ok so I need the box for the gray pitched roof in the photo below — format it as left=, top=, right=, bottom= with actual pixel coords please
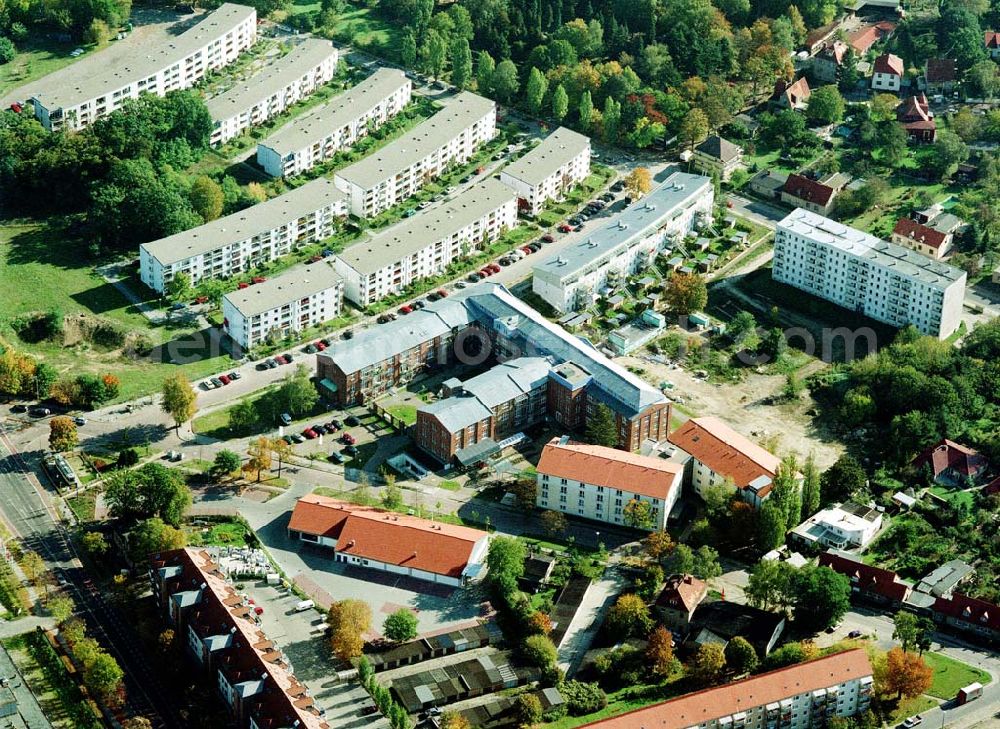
left=695, top=135, right=742, bottom=163
left=222, top=262, right=342, bottom=317
left=257, top=68, right=410, bottom=157
left=206, top=38, right=338, bottom=122
left=333, top=91, right=494, bottom=190
left=500, top=126, right=590, bottom=186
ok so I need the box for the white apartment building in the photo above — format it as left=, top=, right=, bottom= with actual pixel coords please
left=532, top=172, right=713, bottom=313
left=221, top=263, right=344, bottom=349
left=579, top=649, right=873, bottom=729
left=333, top=91, right=496, bottom=218
left=31, top=3, right=257, bottom=132
left=207, top=38, right=339, bottom=146
left=498, top=126, right=591, bottom=216
left=334, top=178, right=517, bottom=306
left=140, top=177, right=348, bottom=294
left=535, top=436, right=683, bottom=531
left=256, top=68, right=412, bottom=178
left=774, top=208, right=966, bottom=339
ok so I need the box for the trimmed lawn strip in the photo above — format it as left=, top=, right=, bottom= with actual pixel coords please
left=922, top=651, right=990, bottom=700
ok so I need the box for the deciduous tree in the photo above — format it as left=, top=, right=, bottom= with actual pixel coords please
left=522, top=634, right=558, bottom=667
left=623, top=498, right=655, bottom=530
left=624, top=167, right=653, bottom=198
left=211, top=450, right=241, bottom=480
left=328, top=599, right=372, bottom=660
left=161, top=374, right=197, bottom=433
left=245, top=437, right=272, bottom=483
left=643, top=530, right=674, bottom=562
left=383, top=608, right=418, bottom=642
left=883, top=647, right=932, bottom=699
left=189, top=175, right=223, bottom=222
left=551, top=83, right=569, bottom=122
left=665, top=272, right=708, bottom=315
left=48, top=416, right=78, bottom=452
left=606, top=593, right=653, bottom=637
left=692, top=642, right=727, bottom=685
left=540, top=509, right=568, bottom=537
left=725, top=635, right=759, bottom=674
left=678, top=108, right=709, bottom=151
left=646, top=625, right=675, bottom=677
left=525, top=67, right=548, bottom=115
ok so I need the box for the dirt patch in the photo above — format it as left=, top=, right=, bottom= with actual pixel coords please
left=617, top=354, right=845, bottom=469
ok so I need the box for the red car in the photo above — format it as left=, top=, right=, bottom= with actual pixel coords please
left=309, top=254, right=323, bottom=263
left=341, top=433, right=356, bottom=445
left=237, top=282, right=250, bottom=289
left=254, top=606, right=264, bottom=615
left=542, top=234, right=555, bottom=243
left=252, top=276, right=267, bottom=284
left=399, top=305, right=413, bottom=314
left=437, top=289, right=448, bottom=298
left=315, top=340, right=326, bottom=351
left=558, top=224, right=572, bottom=233
left=274, top=354, right=288, bottom=365
left=479, top=268, right=491, bottom=277
left=303, top=428, right=318, bottom=439
left=194, top=296, right=209, bottom=304
left=218, top=374, right=231, bottom=385
left=488, top=264, right=501, bottom=273
left=520, top=246, right=532, bottom=254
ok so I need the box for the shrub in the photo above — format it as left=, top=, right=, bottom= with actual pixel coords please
left=522, top=634, right=557, bottom=668
left=561, top=680, right=608, bottom=716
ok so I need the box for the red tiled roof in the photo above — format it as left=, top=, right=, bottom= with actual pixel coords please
left=986, top=31, right=1000, bottom=49
left=893, top=218, right=948, bottom=249
left=925, top=58, right=957, bottom=83
left=536, top=437, right=683, bottom=500
left=819, top=551, right=911, bottom=602
left=288, top=495, right=488, bottom=578
left=578, top=649, right=873, bottom=729
left=655, top=574, right=708, bottom=612
left=668, top=416, right=781, bottom=489
left=848, top=22, right=894, bottom=53
left=873, top=53, right=904, bottom=77
left=773, top=78, right=811, bottom=106
left=912, top=439, right=988, bottom=478
left=782, top=173, right=836, bottom=207
left=934, top=593, right=1000, bottom=633
left=818, top=40, right=848, bottom=64
left=898, top=94, right=931, bottom=122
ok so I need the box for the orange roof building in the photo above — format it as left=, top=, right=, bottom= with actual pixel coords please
left=578, top=649, right=873, bottom=728
left=150, top=548, right=330, bottom=729
left=288, top=494, right=490, bottom=586
left=535, top=436, right=684, bottom=531
left=655, top=574, right=708, bottom=631
left=668, top=416, right=792, bottom=508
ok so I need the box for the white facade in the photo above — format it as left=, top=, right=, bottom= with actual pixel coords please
left=532, top=173, right=713, bottom=313
left=207, top=38, right=339, bottom=146
left=32, top=4, right=257, bottom=132
left=140, top=178, right=348, bottom=293
left=256, top=68, right=412, bottom=178
left=704, top=676, right=872, bottom=729
left=774, top=208, right=966, bottom=339
left=333, top=92, right=496, bottom=218
left=871, top=70, right=901, bottom=91
left=221, top=264, right=344, bottom=349
left=535, top=472, right=680, bottom=531
left=334, top=179, right=517, bottom=306
left=498, top=127, right=591, bottom=216
left=791, top=505, right=883, bottom=549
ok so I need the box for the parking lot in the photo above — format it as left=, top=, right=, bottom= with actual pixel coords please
left=242, top=581, right=389, bottom=729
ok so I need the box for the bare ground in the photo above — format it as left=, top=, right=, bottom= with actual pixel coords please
left=617, top=353, right=845, bottom=469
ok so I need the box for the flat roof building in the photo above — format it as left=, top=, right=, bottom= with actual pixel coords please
left=139, top=177, right=348, bottom=294
left=32, top=3, right=257, bottom=132
left=774, top=208, right=966, bottom=339
left=535, top=436, right=684, bottom=531
left=499, top=127, right=591, bottom=216
left=256, top=68, right=412, bottom=178
left=221, top=262, right=343, bottom=349
left=578, top=649, right=873, bottom=729
left=287, top=494, right=490, bottom=586
left=790, top=501, right=883, bottom=549
left=207, top=37, right=339, bottom=146
left=532, top=172, right=713, bottom=313
left=334, top=178, right=517, bottom=305
left=333, top=91, right=497, bottom=217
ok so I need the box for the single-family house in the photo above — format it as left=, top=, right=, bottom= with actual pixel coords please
left=924, top=59, right=958, bottom=94
left=985, top=31, right=1000, bottom=59
left=790, top=502, right=883, bottom=550
left=654, top=574, right=708, bottom=633
left=871, top=53, right=904, bottom=92
left=780, top=172, right=847, bottom=215
left=891, top=217, right=954, bottom=259
left=813, top=41, right=849, bottom=83
left=912, top=439, right=988, bottom=485
left=772, top=78, right=811, bottom=110
left=897, top=94, right=936, bottom=142
left=688, top=601, right=786, bottom=657
left=692, top=135, right=744, bottom=182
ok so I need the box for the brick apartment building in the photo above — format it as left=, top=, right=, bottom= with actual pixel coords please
left=317, top=283, right=673, bottom=453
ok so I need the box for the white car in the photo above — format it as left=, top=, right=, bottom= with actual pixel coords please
left=69, top=48, right=84, bottom=57
left=901, top=716, right=923, bottom=728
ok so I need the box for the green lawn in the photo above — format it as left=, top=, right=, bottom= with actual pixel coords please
left=66, top=490, right=98, bottom=523
left=327, top=8, right=401, bottom=56
left=927, top=486, right=976, bottom=510
left=385, top=403, right=417, bottom=425
left=886, top=695, right=938, bottom=724
left=186, top=519, right=251, bottom=547
left=191, top=386, right=278, bottom=439
left=0, top=222, right=233, bottom=401
left=0, top=38, right=99, bottom=99
left=438, top=479, right=461, bottom=491
left=922, top=652, right=991, bottom=700
left=543, top=680, right=688, bottom=728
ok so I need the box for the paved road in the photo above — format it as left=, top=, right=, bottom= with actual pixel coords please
left=727, top=194, right=789, bottom=230
left=0, top=427, right=182, bottom=728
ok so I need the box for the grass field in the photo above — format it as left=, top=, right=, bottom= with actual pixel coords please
left=922, top=651, right=990, bottom=700
left=0, top=37, right=95, bottom=99
left=385, top=403, right=417, bottom=425
left=186, top=519, right=250, bottom=547
left=438, top=479, right=460, bottom=491
left=0, top=222, right=232, bottom=401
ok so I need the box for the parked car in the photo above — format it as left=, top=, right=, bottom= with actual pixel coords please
left=228, top=371, right=241, bottom=380
left=312, top=423, right=328, bottom=434
left=73, top=416, right=86, bottom=426
left=290, top=433, right=305, bottom=444
left=402, top=209, right=417, bottom=218
left=345, top=415, right=360, bottom=426
left=611, top=180, right=625, bottom=192
left=542, top=233, right=555, bottom=243
left=437, top=289, right=448, bottom=298
left=31, top=407, right=52, bottom=416
left=413, top=300, right=426, bottom=309
left=344, top=444, right=359, bottom=456
left=341, top=433, right=357, bottom=445
left=342, top=329, right=354, bottom=339
left=303, top=428, right=318, bottom=439
left=378, top=314, right=392, bottom=323
left=330, top=418, right=343, bottom=430
left=901, top=717, right=923, bottom=728
left=469, top=272, right=483, bottom=282
left=600, top=192, right=615, bottom=202
left=399, top=305, right=413, bottom=315
left=210, top=377, right=223, bottom=388
left=280, top=413, right=293, bottom=426
left=558, top=224, right=572, bottom=233
left=304, top=343, right=317, bottom=354
left=326, top=420, right=341, bottom=432
left=11, top=404, right=27, bottom=413
left=328, top=451, right=346, bottom=464
left=487, top=264, right=501, bottom=273
left=528, top=242, right=541, bottom=252
left=273, top=354, right=287, bottom=365
left=218, top=374, right=231, bottom=385
left=418, top=201, right=432, bottom=210
left=315, top=341, right=326, bottom=351
left=454, top=281, right=467, bottom=289
left=847, top=630, right=863, bottom=639
left=202, top=380, right=216, bottom=390
left=499, top=257, right=513, bottom=266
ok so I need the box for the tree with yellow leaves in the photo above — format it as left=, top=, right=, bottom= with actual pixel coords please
left=244, top=437, right=272, bottom=482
